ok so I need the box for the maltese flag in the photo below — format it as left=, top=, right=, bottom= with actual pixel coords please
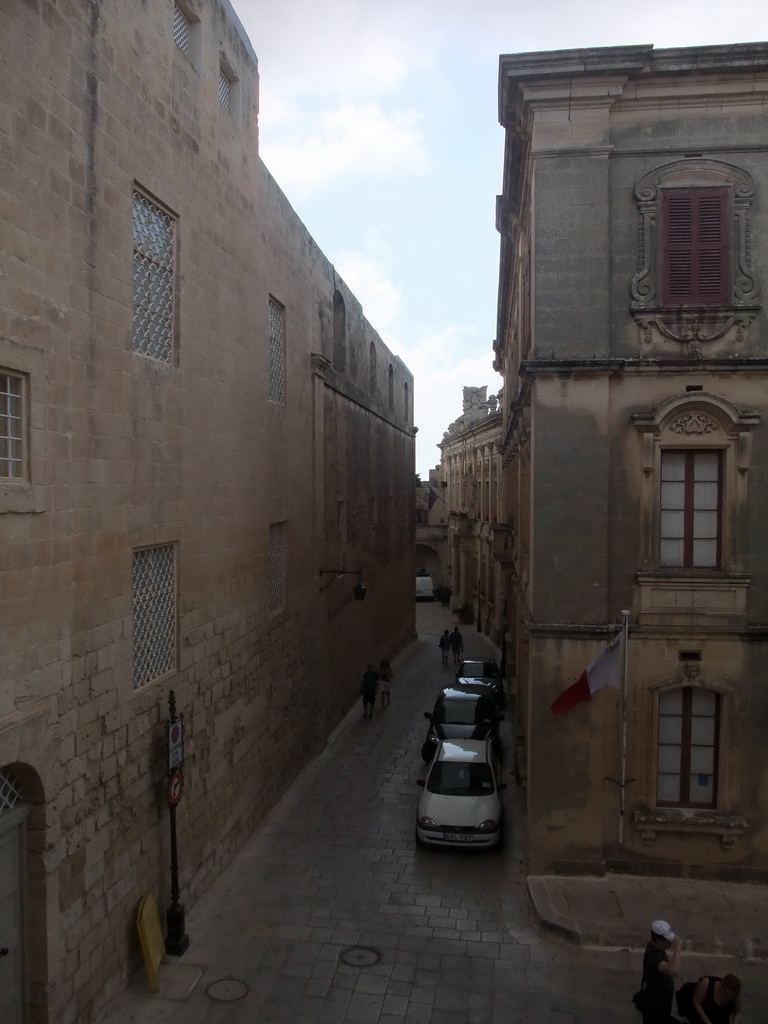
left=551, top=632, right=622, bottom=715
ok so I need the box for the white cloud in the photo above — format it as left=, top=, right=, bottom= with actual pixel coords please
left=335, top=247, right=402, bottom=333
left=260, top=102, right=427, bottom=192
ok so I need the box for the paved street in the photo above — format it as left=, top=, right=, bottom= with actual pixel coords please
left=97, top=603, right=767, bottom=1024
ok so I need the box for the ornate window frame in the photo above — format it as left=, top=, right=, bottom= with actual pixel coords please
left=633, top=671, right=746, bottom=847
left=633, top=392, right=759, bottom=576
left=630, top=159, right=759, bottom=356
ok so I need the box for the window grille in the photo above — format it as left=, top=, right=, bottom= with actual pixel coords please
left=0, top=373, right=23, bottom=478
left=219, top=70, right=231, bottom=111
left=0, top=769, right=23, bottom=815
left=268, top=524, right=286, bottom=614
left=173, top=4, right=190, bottom=54
left=132, top=190, right=175, bottom=363
left=268, top=298, right=285, bottom=403
left=132, top=545, right=176, bottom=686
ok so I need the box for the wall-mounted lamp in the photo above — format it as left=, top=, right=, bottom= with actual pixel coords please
left=319, top=569, right=367, bottom=601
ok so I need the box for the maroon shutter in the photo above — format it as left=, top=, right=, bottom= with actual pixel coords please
left=661, top=188, right=730, bottom=305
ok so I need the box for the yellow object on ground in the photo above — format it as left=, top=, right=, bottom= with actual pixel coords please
left=136, top=894, right=166, bottom=993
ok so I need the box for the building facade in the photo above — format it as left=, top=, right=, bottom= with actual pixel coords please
left=495, top=44, right=768, bottom=879
left=0, top=2, right=414, bottom=1022
left=438, top=388, right=510, bottom=640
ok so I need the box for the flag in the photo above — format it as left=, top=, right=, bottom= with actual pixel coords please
left=427, top=487, right=439, bottom=511
left=550, top=631, right=622, bottom=715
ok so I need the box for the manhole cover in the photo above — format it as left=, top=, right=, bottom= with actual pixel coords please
left=339, top=946, right=381, bottom=967
left=205, top=977, right=249, bottom=1002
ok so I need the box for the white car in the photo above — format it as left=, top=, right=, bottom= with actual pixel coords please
left=416, top=738, right=506, bottom=849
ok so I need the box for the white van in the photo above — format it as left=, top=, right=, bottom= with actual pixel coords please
left=415, top=575, right=435, bottom=601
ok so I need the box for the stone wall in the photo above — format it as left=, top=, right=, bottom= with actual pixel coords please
left=0, top=2, right=414, bottom=1022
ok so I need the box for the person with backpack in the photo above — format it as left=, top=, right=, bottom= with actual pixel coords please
left=635, top=919, right=684, bottom=1023
left=679, top=974, right=742, bottom=1024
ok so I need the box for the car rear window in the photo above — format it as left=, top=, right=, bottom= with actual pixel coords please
left=427, top=761, right=495, bottom=796
left=439, top=698, right=492, bottom=724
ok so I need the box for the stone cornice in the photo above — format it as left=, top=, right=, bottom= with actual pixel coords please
left=519, top=357, right=768, bottom=378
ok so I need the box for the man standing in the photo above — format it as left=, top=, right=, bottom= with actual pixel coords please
left=448, top=626, right=464, bottom=666
left=640, top=919, right=683, bottom=1023
left=360, top=664, right=379, bottom=719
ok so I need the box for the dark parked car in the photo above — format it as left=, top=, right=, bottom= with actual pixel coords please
left=421, top=683, right=504, bottom=762
left=455, top=658, right=504, bottom=706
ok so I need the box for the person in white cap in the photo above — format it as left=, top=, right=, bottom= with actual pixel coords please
left=637, top=920, right=684, bottom=1023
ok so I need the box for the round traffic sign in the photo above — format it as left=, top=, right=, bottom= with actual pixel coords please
left=166, top=771, right=184, bottom=805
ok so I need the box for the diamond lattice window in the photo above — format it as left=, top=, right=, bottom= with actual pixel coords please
left=132, top=190, right=175, bottom=363
left=0, top=769, right=23, bottom=815
left=268, top=524, right=286, bottom=614
left=268, top=298, right=285, bottom=403
left=173, top=3, right=190, bottom=55
left=219, top=69, right=231, bottom=111
left=0, top=373, right=23, bottom=478
left=133, top=545, right=177, bottom=687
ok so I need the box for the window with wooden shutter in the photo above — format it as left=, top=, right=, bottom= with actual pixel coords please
left=661, top=188, right=730, bottom=306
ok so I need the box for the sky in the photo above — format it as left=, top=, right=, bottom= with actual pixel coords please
left=231, top=0, right=768, bottom=477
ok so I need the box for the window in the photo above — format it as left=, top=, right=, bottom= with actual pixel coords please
left=661, top=188, right=729, bottom=306
left=660, top=450, right=721, bottom=568
left=132, top=190, right=176, bottom=363
left=132, top=545, right=177, bottom=686
left=657, top=687, right=720, bottom=808
left=268, top=297, right=285, bottom=404
left=268, top=524, right=285, bottom=614
left=369, top=341, right=377, bottom=394
left=172, top=3, right=191, bottom=55
left=0, top=373, right=23, bottom=479
left=630, top=159, right=758, bottom=352
left=332, top=291, right=346, bottom=371
left=218, top=68, right=231, bottom=111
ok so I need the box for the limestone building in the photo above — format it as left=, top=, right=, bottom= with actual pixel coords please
left=495, top=44, right=768, bottom=879
left=0, top=2, right=414, bottom=1022
left=438, top=388, right=509, bottom=639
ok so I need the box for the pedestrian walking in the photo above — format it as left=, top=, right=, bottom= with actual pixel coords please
left=634, top=919, right=683, bottom=1024
left=360, top=664, right=379, bottom=719
left=378, top=659, right=393, bottom=708
left=438, top=630, right=451, bottom=665
left=448, top=626, right=464, bottom=665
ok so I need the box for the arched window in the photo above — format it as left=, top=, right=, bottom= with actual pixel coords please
left=333, top=290, right=346, bottom=371
left=387, top=363, right=394, bottom=411
left=404, top=380, right=409, bottom=417
left=369, top=341, right=377, bottom=394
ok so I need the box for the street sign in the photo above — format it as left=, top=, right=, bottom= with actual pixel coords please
left=166, top=771, right=183, bottom=806
left=167, top=715, right=184, bottom=770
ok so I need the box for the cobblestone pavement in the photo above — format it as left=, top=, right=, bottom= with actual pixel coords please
left=96, top=603, right=768, bottom=1024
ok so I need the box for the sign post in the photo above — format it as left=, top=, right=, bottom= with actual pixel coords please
left=164, top=690, right=189, bottom=955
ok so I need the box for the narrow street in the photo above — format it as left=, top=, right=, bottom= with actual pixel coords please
left=97, top=602, right=764, bottom=1024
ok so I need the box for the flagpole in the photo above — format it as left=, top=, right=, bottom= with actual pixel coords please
left=618, top=609, right=631, bottom=846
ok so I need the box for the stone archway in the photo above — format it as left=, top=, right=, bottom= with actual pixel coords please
left=0, top=763, right=48, bottom=1024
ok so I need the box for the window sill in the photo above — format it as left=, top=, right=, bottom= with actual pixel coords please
left=636, top=571, right=750, bottom=626
left=0, top=481, right=44, bottom=514
left=633, top=808, right=747, bottom=849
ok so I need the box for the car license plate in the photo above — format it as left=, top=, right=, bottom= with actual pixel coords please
left=444, top=832, right=473, bottom=842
